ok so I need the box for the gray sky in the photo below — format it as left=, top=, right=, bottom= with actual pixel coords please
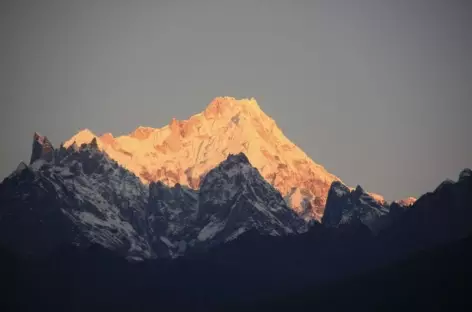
left=1, top=0, right=471, bottom=201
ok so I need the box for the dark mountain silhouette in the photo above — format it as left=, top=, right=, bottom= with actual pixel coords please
left=1, top=133, right=471, bottom=311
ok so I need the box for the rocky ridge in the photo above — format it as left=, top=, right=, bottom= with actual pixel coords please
left=322, top=181, right=391, bottom=232
left=0, top=133, right=307, bottom=259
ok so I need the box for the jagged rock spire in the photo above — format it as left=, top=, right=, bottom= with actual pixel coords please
left=90, top=138, right=99, bottom=149
left=30, top=132, right=55, bottom=164
left=322, top=181, right=389, bottom=232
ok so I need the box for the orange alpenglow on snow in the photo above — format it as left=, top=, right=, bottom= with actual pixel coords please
left=63, top=97, right=353, bottom=219
left=396, top=197, right=417, bottom=207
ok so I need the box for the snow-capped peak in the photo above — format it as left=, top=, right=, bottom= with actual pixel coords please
left=2, top=134, right=308, bottom=260
left=63, top=129, right=100, bottom=149
left=145, top=152, right=307, bottom=258
left=199, top=152, right=264, bottom=200
left=60, top=97, right=347, bottom=219
left=197, top=153, right=307, bottom=243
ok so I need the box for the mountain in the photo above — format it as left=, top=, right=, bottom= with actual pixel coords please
left=321, top=181, right=390, bottom=232
left=321, top=167, right=472, bottom=254
left=147, top=153, right=306, bottom=258
left=1, top=133, right=471, bottom=311
left=0, top=133, right=307, bottom=259
left=381, top=168, right=472, bottom=254
left=0, top=135, right=152, bottom=260
left=196, top=153, right=306, bottom=239
left=61, top=97, right=350, bottom=219
left=2, top=170, right=471, bottom=311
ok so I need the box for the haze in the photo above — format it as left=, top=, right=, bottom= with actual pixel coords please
left=1, top=0, right=471, bottom=201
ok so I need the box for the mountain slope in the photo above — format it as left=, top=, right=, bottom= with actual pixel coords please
left=1, top=128, right=471, bottom=311
left=147, top=153, right=307, bottom=258
left=62, top=97, right=345, bottom=219
left=196, top=153, right=306, bottom=241
left=0, top=134, right=152, bottom=259
left=381, top=168, right=472, bottom=254
left=0, top=133, right=307, bottom=259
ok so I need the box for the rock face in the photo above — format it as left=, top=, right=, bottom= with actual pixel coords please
left=196, top=153, right=306, bottom=242
left=322, top=182, right=390, bottom=232
left=322, top=168, right=472, bottom=246
left=62, top=97, right=344, bottom=219
left=30, top=132, right=55, bottom=164
left=146, top=152, right=307, bottom=258
left=1, top=140, right=152, bottom=259
left=147, top=181, right=200, bottom=258
left=321, top=182, right=353, bottom=227
left=0, top=134, right=307, bottom=259
left=2, top=168, right=472, bottom=312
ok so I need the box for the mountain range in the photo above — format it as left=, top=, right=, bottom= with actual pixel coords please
left=0, top=97, right=418, bottom=260
left=1, top=97, right=471, bottom=311
left=60, top=97, right=390, bottom=219
left=1, top=163, right=470, bottom=311
left=1, top=131, right=307, bottom=259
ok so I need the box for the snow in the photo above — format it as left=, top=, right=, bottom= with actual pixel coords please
left=58, top=96, right=342, bottom=218
left=160, top=236, right=175, bottom=248
left=9, top=125, right=312, bottom=259
left=197, top=220, right=226, bottom=241
left=225, top=227, right=248, bottom=242
left=73, top=210, right=151, bottom=257
left=55, top=166, right=73, bottom=177
left=252, top=201, right=279, bottom=220
left=334, top=187, right=348, bottom=197
left=358, top=197, right=373, bottom=207
left=30, top=159, right=46, bottom=171
left=78, top=211, right=122, bottom=230
left=340, top=210, right=354, bottom=225
left=15, top=162, right=28, bottom=174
